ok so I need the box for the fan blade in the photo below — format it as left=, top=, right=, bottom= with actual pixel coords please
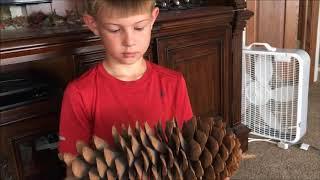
left=271, top=86, right=295, bottom=102
left=259, top=105, right=282, bottom=130
left=254, top=58, right=273, bottom=84
left=245, top=82, right=272, bottom=106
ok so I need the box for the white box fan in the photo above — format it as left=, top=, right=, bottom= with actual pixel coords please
left=241, top=43, right=310, bottom=144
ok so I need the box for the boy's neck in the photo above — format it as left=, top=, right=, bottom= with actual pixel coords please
left=102, top=58, right=147, bottom=81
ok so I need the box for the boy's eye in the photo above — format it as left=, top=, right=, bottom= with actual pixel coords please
left=107, top=29, right=120, bottom=33
left=134, top=27, right=145, bottom=31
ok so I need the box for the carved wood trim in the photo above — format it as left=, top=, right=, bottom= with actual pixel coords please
left=226, top=0, right=247, bottom=9
left=208, top=0, right=246, bottom=9
left=233, top=10, right=254, bottom=35
left=230, top=10, right=253, bottom=151
left=233, top=0, right=247, bottom=9
left=156, top=14, right=234, bottom=37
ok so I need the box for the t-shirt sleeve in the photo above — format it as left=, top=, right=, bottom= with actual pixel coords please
left=58, top=83, right=92, bottom=155
left=175, top=74, right=194, bottom=128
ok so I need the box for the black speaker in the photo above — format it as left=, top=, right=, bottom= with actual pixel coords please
left=0, top=72, right=51, bottom=111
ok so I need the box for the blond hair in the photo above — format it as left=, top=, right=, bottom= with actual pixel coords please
left=85, top=0, right=155, bottom=18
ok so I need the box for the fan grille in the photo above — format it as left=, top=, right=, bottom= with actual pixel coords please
left=241, top=52, right=300, bottom=142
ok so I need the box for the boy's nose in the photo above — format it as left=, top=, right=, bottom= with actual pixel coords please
left=122, top=31, right=135, bottom=47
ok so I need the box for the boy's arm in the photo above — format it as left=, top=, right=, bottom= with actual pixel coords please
left=175, top=74, right=193, bottom=127
left=58, top=83, right=92, bottom=156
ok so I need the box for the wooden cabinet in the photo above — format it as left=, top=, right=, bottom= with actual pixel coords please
left=0, top=4, right=252, bottom=179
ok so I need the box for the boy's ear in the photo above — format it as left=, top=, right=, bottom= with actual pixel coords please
left=150, top=7, right=159, bottom=26
left=83, top=14, right=100, bottom=36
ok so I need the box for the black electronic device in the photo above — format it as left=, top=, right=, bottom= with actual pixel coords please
left=155, top=0, right=207, bottom=9
left=0, top=73, right=51, bottom=111
left=0, top=0, right=51, bottom=5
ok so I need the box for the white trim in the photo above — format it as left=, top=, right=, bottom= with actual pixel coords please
left=314, top=4, right=320, bottom=82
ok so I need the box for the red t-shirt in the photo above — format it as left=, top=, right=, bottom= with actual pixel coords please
left=58, top=61, right=193, bottom=155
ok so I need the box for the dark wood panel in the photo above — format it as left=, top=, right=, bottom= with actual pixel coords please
left=173, top=44, right=221, bottom=116
left=72, top=45, right=106, bottom=76
left=156, top=28, right=230, bottom=121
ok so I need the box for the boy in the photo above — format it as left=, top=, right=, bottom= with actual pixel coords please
left=58, top=0, right=193, bottom=159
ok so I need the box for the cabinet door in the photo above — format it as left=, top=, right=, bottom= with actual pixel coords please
left=156, top=27, right=232, bottom=121
left=11, top=130, right=64, bottom=180
left=1, top=114, right=60, bottom=180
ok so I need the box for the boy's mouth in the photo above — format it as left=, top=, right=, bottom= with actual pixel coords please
left=122, top=52, right=138, bottom=58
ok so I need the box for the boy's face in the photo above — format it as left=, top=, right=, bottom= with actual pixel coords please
left=84, top=7, right=159, bottom=65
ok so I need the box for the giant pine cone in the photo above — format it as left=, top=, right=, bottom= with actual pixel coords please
left=63, top=116, right=242, bottom=180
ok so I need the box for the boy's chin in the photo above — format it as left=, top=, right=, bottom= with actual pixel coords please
left=115, top=57, right=145, bottom=65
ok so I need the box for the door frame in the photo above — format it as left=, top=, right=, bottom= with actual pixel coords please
left=299, top=0, right=319, bottom=82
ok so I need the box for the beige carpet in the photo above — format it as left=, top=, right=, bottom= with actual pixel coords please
left=232, top=81, right=320, bottom=180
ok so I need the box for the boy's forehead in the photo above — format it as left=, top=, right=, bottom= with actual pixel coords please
left=97, top=9, right=152, bottom=24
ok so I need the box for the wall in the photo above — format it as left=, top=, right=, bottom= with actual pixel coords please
left=246, top=0, right=299, bottom=48
left=4, top=0, right=80, bottom=18
left=26, top=0, right=79, bottom=16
